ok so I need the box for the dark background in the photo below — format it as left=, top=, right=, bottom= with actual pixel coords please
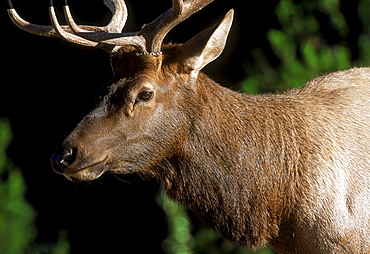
left=1, top=0, right=365, bottom=253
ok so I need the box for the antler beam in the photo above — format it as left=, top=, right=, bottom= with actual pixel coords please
left=7, top=0, right=215, bottom=54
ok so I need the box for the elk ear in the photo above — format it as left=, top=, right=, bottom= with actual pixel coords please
left=180, top=9, right=234, bottom=72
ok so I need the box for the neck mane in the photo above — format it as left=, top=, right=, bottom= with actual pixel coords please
left=159, top=74, right=313, bottom=249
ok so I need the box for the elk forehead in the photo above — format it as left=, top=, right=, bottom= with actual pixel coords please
left=110, top=46, right=165, bottom=78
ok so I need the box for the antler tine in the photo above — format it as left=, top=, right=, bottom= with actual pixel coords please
left=103, top=0, right=128, bottom=33
left=142, top=0, right=215, bottom=53
left=49, top=2, right=99, bottom=48
left=7, top=0, right=60, bottom=37
left=63, top=0, right=128, bottom=35
left=62, top=0, right=146, bottom=52
left=63, top=4, right=101, bottom=34
left=171, top=0, right=184, bottom=17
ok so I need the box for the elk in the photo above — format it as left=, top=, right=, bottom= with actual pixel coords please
left=8, top=0, right=370, bottom=253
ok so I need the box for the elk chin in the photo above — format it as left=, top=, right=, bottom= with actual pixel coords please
left=63, top=160, right=107, bottom=182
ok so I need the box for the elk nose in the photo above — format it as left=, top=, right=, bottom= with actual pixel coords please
left=51, top=148, right=76, bottom=174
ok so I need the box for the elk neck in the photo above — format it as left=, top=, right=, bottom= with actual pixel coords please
left=159, top=76, right=314, bottom=249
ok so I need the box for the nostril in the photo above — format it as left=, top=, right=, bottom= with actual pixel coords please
left=51, top=148, right=77, bottom=174
left=61, top=148, right=76, bottom=166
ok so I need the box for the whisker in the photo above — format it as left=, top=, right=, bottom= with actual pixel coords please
left=111, top=173, right=132, bottom=184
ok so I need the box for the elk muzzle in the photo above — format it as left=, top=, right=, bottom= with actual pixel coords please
left=51, top=147, right=108, bottom=182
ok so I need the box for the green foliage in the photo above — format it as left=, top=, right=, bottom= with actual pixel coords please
left=50, top=230, right=71, bottom=254
left=0, top=119, right=36, bottom=254
left=158, top=191, right=194, bottom=254
left=0, top=119, right=71, bottom=253
left=240, top=0, right=368, bottom=94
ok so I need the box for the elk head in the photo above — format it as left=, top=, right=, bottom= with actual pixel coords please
left=8, top=0, right=233, bottom=182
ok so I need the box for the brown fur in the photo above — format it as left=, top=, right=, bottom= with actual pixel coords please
left=52, top=45, right=370, bottom=253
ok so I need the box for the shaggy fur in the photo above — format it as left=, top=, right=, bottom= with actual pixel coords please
left=54, top=45, right=370, bottom=254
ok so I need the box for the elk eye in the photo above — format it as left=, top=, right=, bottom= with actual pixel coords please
left=136, top=91, right=154, bottom=103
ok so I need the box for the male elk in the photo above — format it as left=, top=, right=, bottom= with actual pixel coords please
left=8, top=0, right=370, bottom=253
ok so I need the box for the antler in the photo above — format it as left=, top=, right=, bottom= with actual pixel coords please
left=7, top=0, right=215, bottom=54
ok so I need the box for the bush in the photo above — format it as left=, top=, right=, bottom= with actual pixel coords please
left=0, top=119, right=36, bottom=254
left=240, top=0, right=370, bottom=94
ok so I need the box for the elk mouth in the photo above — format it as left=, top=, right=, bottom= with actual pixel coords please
left=63, top=158, right=108, bottom=182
